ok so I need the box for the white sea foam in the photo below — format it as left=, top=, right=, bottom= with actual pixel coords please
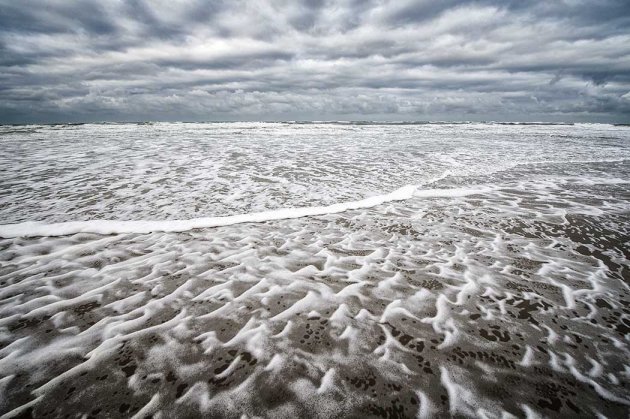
left=0, top=184, right=511, bottom=238
left=1, top=123, right=630, bottom=418
left=0, top=185, right=508, bottom=238
left=2, top=122, right=629, bottom=226
left=414, top=186, right=494, bottom=198
left=0, top=184, right=417, bottom=238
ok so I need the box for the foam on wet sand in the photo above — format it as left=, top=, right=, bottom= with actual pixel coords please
left=0, top=122, right=629, bottom=418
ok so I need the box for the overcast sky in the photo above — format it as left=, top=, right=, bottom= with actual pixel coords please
left=1, top=0, right=629, bottom=123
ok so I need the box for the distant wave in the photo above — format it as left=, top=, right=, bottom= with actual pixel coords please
left=281, top=121, right=579, bottom=126
left=8, top=121, right=629, bottom=128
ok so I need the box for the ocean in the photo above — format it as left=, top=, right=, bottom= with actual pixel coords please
left=1, top=122, right=629, bottom=417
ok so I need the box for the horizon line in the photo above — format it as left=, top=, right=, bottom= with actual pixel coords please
left=2, top=120, right=629, bottom=127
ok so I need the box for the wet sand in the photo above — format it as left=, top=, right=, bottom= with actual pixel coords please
left=1, top=170, right=629, bottom=418
left=1, top=123, right=629, bottom=418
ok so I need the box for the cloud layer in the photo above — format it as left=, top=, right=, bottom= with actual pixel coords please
left=1, top=0, right=629, bottom=122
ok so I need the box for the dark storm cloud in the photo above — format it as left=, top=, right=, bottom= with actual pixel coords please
left=0, top=0, right=629, bottom=123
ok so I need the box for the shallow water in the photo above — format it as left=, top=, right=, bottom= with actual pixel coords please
left=0, top=123, right=629, bottom=418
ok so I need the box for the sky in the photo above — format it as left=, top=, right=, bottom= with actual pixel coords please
left=1, top=0, right=629, bottom=123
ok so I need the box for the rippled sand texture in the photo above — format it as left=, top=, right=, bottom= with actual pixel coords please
left=1, top=123, right=630, bottom=418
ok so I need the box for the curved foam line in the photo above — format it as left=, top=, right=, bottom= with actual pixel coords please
left=0, top=185, right=420, bottom=238
left=0, top=184, right=500, bottom=239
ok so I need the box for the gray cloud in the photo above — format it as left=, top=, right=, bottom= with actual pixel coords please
left=1, top=0, right=629, bottom=123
